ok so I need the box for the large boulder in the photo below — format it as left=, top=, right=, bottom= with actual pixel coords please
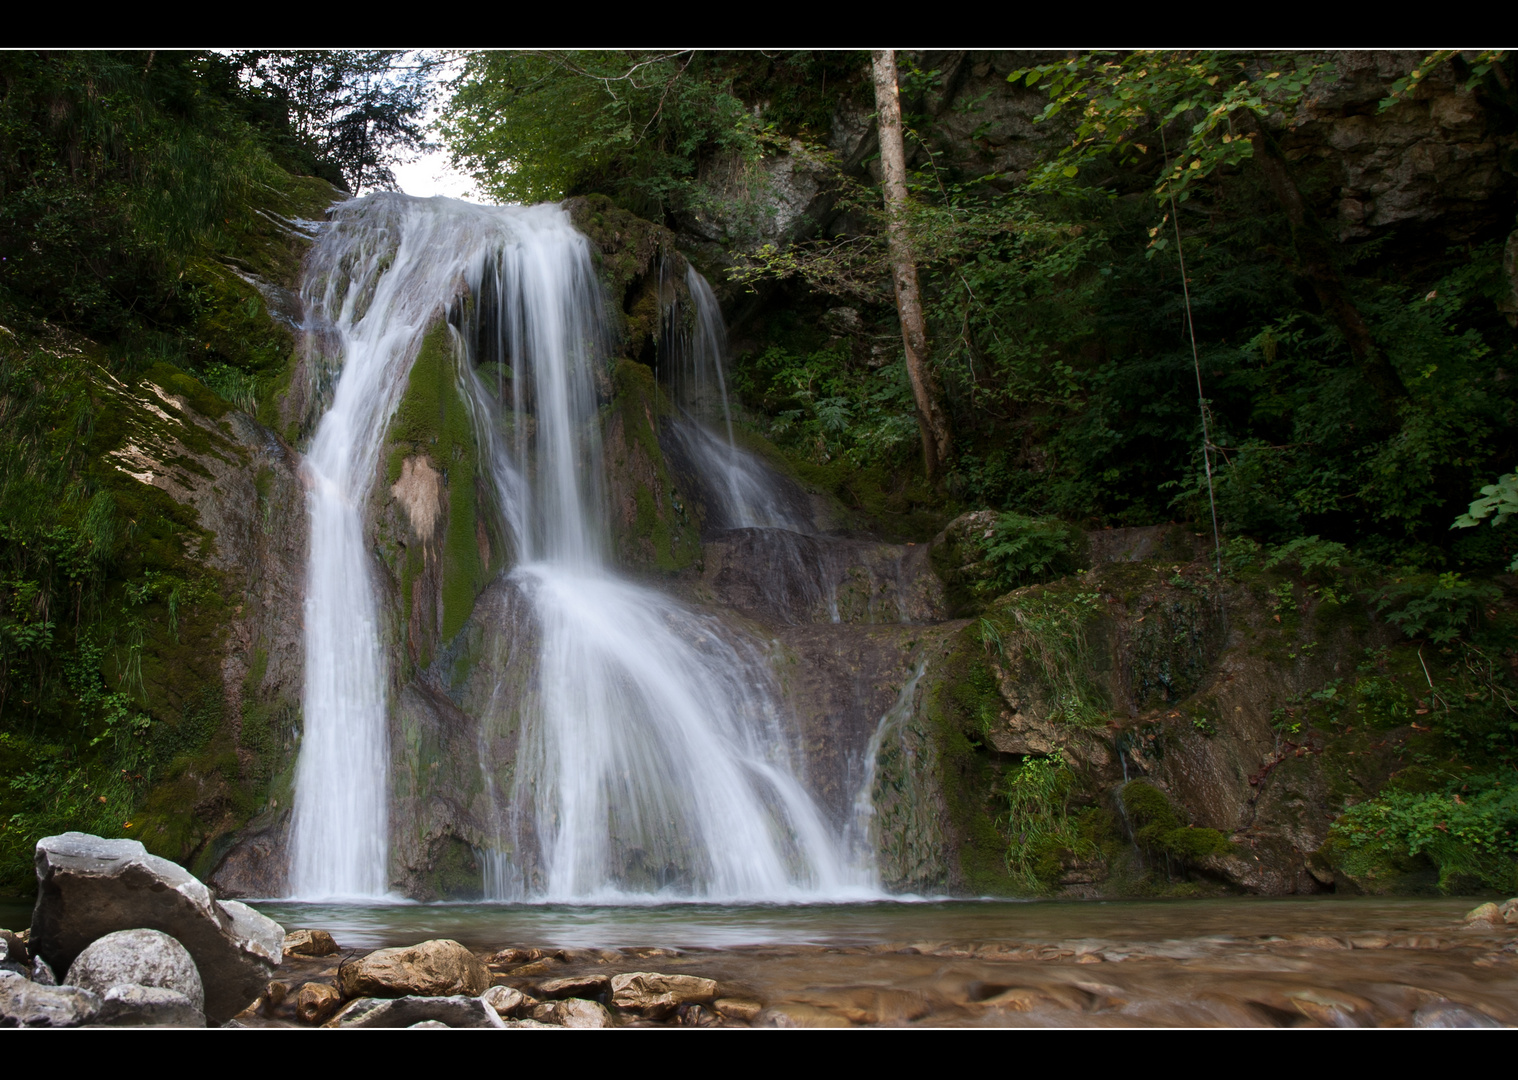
left=325, top=995, right=506, bottom=1029
left=29, top=832, right=284, bottom=1023
left=0, top=970, right=101, bottom=1028
left=610, top=972, right=718, bottom=1018
left=337, top=939, right=490, bottom=999
left=65, top=928, right=204, bottom=1011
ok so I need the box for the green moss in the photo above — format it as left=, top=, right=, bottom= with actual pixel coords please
left=919, top=633, right=1019, bottom=894
left=1121, top=780, right=1232, bottom=862
left=385, top=320, right=491, bottom=644
left=422, top=835, right=485, bottom=901
left=611, top=359, right=702, bottom=572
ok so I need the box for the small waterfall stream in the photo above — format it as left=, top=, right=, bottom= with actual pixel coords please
left=290, top=195, right=879, bottom=902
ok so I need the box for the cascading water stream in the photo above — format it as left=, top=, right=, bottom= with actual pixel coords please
left=291, top=194, right=876, bottom=902
left=664, top=267, right=811, bottom=533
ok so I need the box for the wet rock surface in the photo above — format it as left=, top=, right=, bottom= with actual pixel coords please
left=337, top=938, right=491, bottom=999
left=31, top=832, right=283, bottom=1023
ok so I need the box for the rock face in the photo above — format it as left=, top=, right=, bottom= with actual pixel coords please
left=64, top=928, right=205, bottom=1012
left=337, top=939, right=490, bottom=999
left=610, top=972, right=718, bottom=1018
left=30, top=832, right=283, bottom=1023
left=325, top=995, right=506, bottom=1029
left=0, top=971, right=101, bottom=1028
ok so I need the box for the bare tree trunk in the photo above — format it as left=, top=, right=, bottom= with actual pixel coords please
left=872, top=50, right=952, bottom=483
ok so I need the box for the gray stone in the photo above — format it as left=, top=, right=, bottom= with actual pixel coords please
left=0, top=970, right=101, bottom=1028
left=65, top=928, right=205, bottom=1011
left=408, top=1019, right=450, bottom=1028
left=1413, top=1001, right=1503, bottom=1028
left=0, top=931, right=26, bottom=978
left=30, top=832, right=283, bottom=1023
left=325, top=995, right=507, bottom=1029
left=97, top=984, right=207, bottom=1027
left=30, top=956, right=55, bottom=985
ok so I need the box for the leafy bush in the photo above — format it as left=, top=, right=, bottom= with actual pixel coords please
left=1453, top=473, right=1518, bottom=571
left=1003, top=750, right=1093, bottom=887
left=1372, top=572, right=1500, bottom=644
left=977, top=512, right=1082, bottom=596
left=1330, top=781, right=1518, bottom=893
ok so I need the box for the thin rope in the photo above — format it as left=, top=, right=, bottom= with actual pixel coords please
left=1161, top=126, right=1223, bottom=574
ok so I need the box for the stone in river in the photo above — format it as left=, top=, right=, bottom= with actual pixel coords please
left=1462, top=902, right=1504, bottom=928
left=282, top=928, right=340, bottom=957
left=338, top=939, right=491, bottom=999
left=536, top=973, right=609, bottom=1000
left=65, top=928, right=205, bottom=1012
left=610, top=971, right=718, bottom=1018
left=295, top=981, right=344, bottom=1024
left=481, top=984, right=538, bottom=1017
left=535, top=998, right=614, bottom=1028
left=713, top=997, right=763, bottom=1022
left=30, top=832, right=283, bottom=1023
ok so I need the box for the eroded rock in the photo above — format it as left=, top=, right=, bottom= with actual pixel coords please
left=1463, top=902, right=1504, bottom=928
left=0, top=970, right=101, bottom=1028
left=337, top=939, right=490, bottom=999
left=31, top=832, right=283, bottom=1023
left=295, top=981, right=344, bottom=1024
left=610, top=971, right=718, bottom=1018
left=283, top=928, right=340, bottom=957
left=536, top=973, right=609, bottom=1000
left=481, top=984, right=538, bottom=1017
left=535, top=997, right=614, bottom=1028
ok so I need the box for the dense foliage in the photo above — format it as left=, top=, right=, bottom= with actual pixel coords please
left=443, top=49, right=1518, bottom=892
left=0, top=50, right=418, bottom=892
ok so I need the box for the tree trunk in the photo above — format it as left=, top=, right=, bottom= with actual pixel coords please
left=1233, top=110, right=1408, bottom=412
left=871, top=50, right=952, bottom=483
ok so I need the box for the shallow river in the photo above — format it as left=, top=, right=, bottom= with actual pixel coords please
left=6, top=896, right=1514, bottom=1026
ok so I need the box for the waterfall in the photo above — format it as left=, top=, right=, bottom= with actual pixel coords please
left=663, top=267, right=812, bottom=532
left=290, top=194, right=871, bottom=901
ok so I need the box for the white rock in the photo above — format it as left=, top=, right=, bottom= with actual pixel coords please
left=65, top=928, right=204, bottom=1011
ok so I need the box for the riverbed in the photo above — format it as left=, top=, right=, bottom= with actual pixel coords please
left=6, top=895, right=1512, bottom=1026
